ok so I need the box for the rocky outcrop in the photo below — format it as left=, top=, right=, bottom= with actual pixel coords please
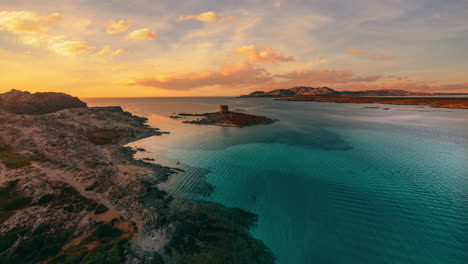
left=0, top=89, right=87, bottom=114
left=0, top=94, right=275, bottom=263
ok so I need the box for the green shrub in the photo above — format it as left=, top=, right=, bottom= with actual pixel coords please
left=82, top=223, right=122, bottom=245
left=83, top=242, right=122, bottom=264
left=50, top=246, right=88, bottom=264
left=0, top=227, right=27, bottom=252
left=0, top=196, right=32, bottom=211
left=87, top=129, right=126, bottom=145
left=0, top=152, right=31, bottom=169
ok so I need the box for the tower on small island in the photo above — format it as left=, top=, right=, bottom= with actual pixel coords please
left=219, top=105, right=229, bottom=113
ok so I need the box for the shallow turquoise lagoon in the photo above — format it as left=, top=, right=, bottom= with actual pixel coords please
left=86, top=97, right=468, bottom=264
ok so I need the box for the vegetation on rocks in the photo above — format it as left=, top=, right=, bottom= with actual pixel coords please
left=0, top=151, right=31, bottom=169
left=87, top=129, right=128, bottom=145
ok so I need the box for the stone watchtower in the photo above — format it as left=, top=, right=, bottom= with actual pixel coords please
left=219, top=105, right=229, bottom=114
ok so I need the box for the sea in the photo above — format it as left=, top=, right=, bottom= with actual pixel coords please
left=85, top=97, right=468, bottom=264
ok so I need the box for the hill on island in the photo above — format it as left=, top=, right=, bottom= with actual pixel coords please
left=0, top=89, right=87, bottom=114
left=240, top=86, right=440, bottom=97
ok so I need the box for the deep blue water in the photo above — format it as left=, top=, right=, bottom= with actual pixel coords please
left=85, top=97, right=468, bottom=264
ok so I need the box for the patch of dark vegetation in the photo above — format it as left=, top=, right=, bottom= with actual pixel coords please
left=49, top=245, right=88, bottom=264
left=4, top=225, right=71, bottom=263
left=51, top=186, right=97, bottom=212
left=82, top=223, right=122, bottom=245
left=34, top=194, right=56, bottom=205
left=85, top=184, right=97, bottom=191
left=0, top=227, right=27, bottom=253
left=0, top=180, right=32, bottom=214
left=0, top=196, right=32, bottom=211
left=87, top=129, right=129, bottom=145
left=94, top=204, right=109, bottom=214
left=83, top=241, right=123, bottom=264
left=0, top=151, right=31, bottom=169
left=164, top=200, right=275, bottom=264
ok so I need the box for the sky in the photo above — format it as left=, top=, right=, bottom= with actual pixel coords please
left=0, top=0, right=467, bottom=97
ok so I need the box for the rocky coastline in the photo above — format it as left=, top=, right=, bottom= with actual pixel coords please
left=0, top=90, right=274, bottom=263
left=276, top=96, right=468, bottom=109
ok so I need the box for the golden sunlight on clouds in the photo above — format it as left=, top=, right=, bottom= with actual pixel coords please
left=234, top=45, right=294, bottom=64
left=0, top=11, right=62, bottom=34
left=347, top=49, right=367, bottom=54
left=105, top=19, right=130, bottom=34
left=47, top=38, right=95, bottom=56
left=347, top=49, right=393, bottom=61
left=128, top=60, right=270, bottom=90
left=127, top=28, right=156, bottom=40
left=177, top=11, right=236, bottom=23
left=94, top=45, right=127, bottom=56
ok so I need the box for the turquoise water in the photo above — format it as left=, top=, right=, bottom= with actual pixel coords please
left=86, top=97, right=468, bottom=264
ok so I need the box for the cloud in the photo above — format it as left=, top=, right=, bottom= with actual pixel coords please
left=112, top=48, right=127, bottom=55
left=127, top=28, right=156, bottom=40
left=347, top=49, right=367, bottom=55
left=347, top=48, right=394, bottom=61
left=106, top=19, right=130, bottom=34
left=177, top=12, right=236, bottom=23
left=274, top=69, right=383, bottom=86
left=0, top=11, right=62, bottom=34
left=48, top=38, right=95, bottom=56
left=94, top=45, right=127, bottom=56
left=128, top=60, right=271, bottom=90
left=335, top=80, right=468, bottom=93
left=233, top=45, right=294, bottom=64
left=273, top=0, right=284, bottom=7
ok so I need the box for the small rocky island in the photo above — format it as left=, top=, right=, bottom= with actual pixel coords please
left=0, top=90, right=274, bottom=264
left=173, top=105, right=274, bottom=127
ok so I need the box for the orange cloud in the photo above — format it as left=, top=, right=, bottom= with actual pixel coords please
left=48, top=38, right=95, bottom=56
left=234, top=45, right=294, bottom=64
left=128, top=60, right=271, bottom=90
left=177, top=12, right=236, bottom=23
left=94, top=45, right=127, bottom=56
left=0, top=11, right=62, bottom=34
left=112, top=48, right=127, bottom=55
left=347, top=49, right=394, bottom=61
left=336, top=80, right=468, bottom=93
left=347, top=49, right=367, bottom=55
left=275, top=69, right=383, bottom=85
left=127, top=28, right=156, bottom=40
left=106, top=19, right=130, bottom=34
left=273, top=0, right=284, bottom=7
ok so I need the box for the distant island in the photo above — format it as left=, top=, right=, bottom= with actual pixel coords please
left=240, top=86, right=468, bottom=109
left=0, top=90, right=274, bottom=264
left=172, top=105, right=274, bottom=127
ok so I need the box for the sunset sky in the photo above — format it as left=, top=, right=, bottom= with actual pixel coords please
left=0, top=0, right=467, bottom=97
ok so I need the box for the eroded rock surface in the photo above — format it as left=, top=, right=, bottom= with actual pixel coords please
left=0, top=101, right=274, bottom=263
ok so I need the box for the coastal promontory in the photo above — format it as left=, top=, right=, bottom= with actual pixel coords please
left=0, top=90, right=274, bottom=263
